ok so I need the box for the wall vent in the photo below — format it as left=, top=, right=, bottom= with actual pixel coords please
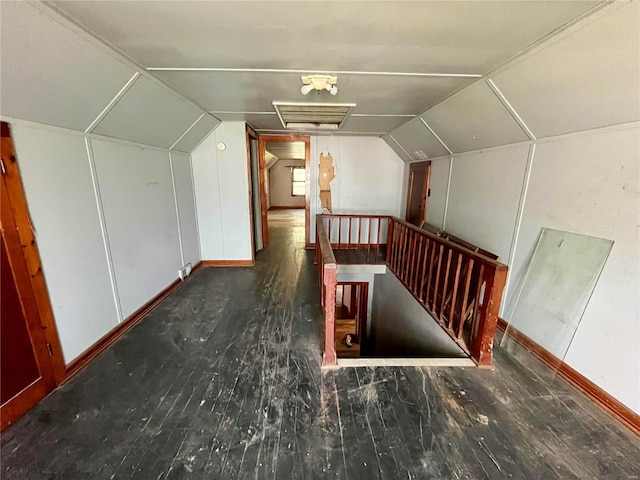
left=273, top=102, right=356, bottom=130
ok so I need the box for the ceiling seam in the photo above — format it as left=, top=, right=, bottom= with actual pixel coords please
left=419, top=118, right=452, bottom=155
left=146, top=67, right=482, bottom=78
left=388, top=134, right=413, bottom=161
left=85, top=72, right=140, bottom=133
left=485, top=80, right=536, bottom=140
left=170, top=113, right=205, bottom=150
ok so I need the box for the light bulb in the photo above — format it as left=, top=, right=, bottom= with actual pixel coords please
left=300, top=84, right=314, bottom=95
left=329, top=85, right=338, bottom=96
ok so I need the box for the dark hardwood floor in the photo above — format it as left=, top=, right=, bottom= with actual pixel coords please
left=2, top=213, right=639, bottom=479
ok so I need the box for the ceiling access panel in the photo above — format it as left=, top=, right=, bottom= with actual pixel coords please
left=421, top=82, right=530, bottom=154
left=93, top=76, right=203, bottom=149
left=491, top=2, right=640, bottom=139
left=389, top=118, right=450, bottom=161
left=381, top=134, right=413, bottom=163
left=0, top=2, right=136, bottom=131
left=171, top=114, right=220, bottom=153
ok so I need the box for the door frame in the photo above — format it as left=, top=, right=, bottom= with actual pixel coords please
left=257, top=134, right=311, bottom=248
left=245, top=124, right=258, bottom=261
left=336, top=281, right=369, bottom=346
left=405, top=160, right=432, bottom=226
left=1, top=122, right=65, bottom=430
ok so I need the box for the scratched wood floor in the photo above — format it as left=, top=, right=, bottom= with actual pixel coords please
left=2, top=211, right=639, bottom=479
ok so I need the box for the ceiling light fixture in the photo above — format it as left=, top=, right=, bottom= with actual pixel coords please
left=300, top=74, right=338, bottom=96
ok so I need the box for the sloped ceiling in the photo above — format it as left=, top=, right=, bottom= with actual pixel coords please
left=47, top=0, right=602, bottom=137
left=387, top=1, right=639, bottom=161
left=0, top=2, right=219, bottom=151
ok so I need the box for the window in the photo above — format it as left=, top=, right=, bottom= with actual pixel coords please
left=292, top=167, right=305, bottom=196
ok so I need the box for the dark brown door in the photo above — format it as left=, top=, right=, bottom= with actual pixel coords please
left=405, top=161, right=431, bottom=227
left=1, top=122, right=64, bottom=431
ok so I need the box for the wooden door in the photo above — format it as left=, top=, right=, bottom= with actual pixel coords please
left=1, top=122, right=65, bottom=431
left=405, top=161, right=431, bottom=226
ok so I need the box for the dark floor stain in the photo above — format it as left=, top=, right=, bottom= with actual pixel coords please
left=1, top=214, right=639, bottom=479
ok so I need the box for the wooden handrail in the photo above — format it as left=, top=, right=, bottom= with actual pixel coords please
left=315, top=213, right=508, bottom=367
left=391, top=217, right=504, bottom=268
left=386, top=217, right=508, bottom=366
left=316, top=216, right=338, bottom=366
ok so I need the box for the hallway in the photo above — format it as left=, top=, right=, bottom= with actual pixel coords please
left=1, top=219, right=639, bottom=479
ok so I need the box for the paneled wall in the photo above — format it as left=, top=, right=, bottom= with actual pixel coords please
left=191, top=122, right=253, bottom=262
left=1, top=1, right=209, bottom=364
left=390, top=2, right=640, bottom=414
left=309, top=136, right=405, bottom=241
left=12, top=124, right=200, bottom=363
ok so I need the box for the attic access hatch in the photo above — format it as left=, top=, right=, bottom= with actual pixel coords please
left=273, top=102, right=356, bottom=130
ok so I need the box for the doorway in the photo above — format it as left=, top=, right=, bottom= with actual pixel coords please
left=246, top=126, right=263, bottom=255
left=257, top=135, right=311, bottom=248
left=405, top=161, right=431, bottom=227
left=1, top=122, right=65, bottom=430
left=335, top=282, right=369, bottom=358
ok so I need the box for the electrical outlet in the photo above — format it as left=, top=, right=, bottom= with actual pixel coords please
left=178, top=263, right=193, bottom=281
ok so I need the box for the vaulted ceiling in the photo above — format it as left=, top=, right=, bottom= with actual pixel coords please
left=48, top=1, right=603, bottom=136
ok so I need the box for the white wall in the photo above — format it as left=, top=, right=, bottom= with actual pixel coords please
left=392, top=2, right=640, bottom=414
left=508, top=127, right=639, bottom=412
left=91, top=139, right=183, bottom=318
left=12, top=126, right=120, bottom=362
left=310, top=136, right=404, bottom=242
left=191, top=121, right=253, bottom=261
left=171, top=151, right=200, bottom=267
left=445, top=144, right=529, bottom=263
left=10, top=123, right=199, bottom=363
left=268, top=159, right=305, bottom=208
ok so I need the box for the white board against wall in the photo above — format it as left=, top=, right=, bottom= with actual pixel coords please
left=12, top=125, right=119, bottom=363
left=507, top=126, right=640, bottom=413
left=425, top=158, right=450, bottom=229
left=170, top=151, right=200, bottom=267
left=91, top=139, right=182, bottom=318
left=445, top=144, right=529, bottom=262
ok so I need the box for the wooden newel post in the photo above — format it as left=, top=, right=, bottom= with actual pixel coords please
left=322, top=264, right=337, bottom=366
left=472, top=265, right=508, bottom=367
left=385, top=218, right=394, bottom=265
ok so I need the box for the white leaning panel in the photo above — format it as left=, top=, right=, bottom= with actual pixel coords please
left=172, top=114, right=220, bottom=153
left=93, top=76, right=203, bottom=149
left=389, top=118, right=450, bottom=160
left=91, top=138, right=182, bottom=318
left=508, top=127, right=640, bottom=412
left=171, top=151, right=200, bottom=266
left=0, top=2, right=135, bottom=131
left=425, top=158, right=450, bottom=230
left=422, top=82, right=529, bottom=153
left=446, top=144, right=529, bottom=262
left=492, top=2, right=640, bottom=139
left=12, top=125, right=119, bottom=363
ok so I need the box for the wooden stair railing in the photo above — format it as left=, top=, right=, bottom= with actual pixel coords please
left=316, top=214, right=508, bottom=367
left=315, top=216, right=337, bottom=366
left=386, top=218, right=508, bottom=367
